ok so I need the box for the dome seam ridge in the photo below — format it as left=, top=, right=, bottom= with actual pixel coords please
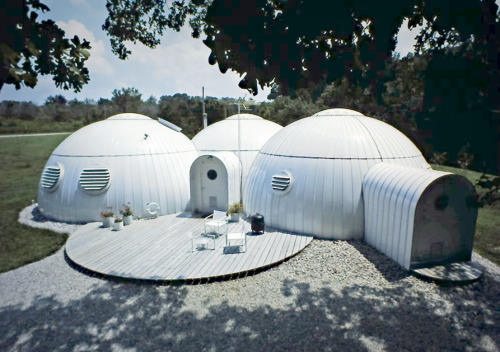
left=259, top=152, right=424, bottom=161
left=351, top=115, right=384, bottom=160
left=52, top=150, right=196, bottom=158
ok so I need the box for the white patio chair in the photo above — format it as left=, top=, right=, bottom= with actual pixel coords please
left=204, top=210, right=228, bottom=237
left=188, top=231, right=214, bottom=251
left=226, top=222, right=247, bottom=253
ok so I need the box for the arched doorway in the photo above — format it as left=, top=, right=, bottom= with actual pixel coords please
left=190, top=153, right=241, bottom=214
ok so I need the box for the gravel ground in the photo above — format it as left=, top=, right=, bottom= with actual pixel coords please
left=0, top=205, right=499, bottom=352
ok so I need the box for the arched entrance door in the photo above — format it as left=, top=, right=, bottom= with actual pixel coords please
left=190, top=155, right=229, bottom=214
left=412, top=176, right=477, bottom=267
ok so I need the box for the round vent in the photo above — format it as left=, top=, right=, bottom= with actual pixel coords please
left=271, top=171, right=293, bottom=194
left=80, top=168, right=111, bottom=193
left=40, top=165, right=62, bottom=191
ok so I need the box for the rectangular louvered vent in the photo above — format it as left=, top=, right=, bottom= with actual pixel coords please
left=41, top=167, right=60, bottom=190
left=80, top=168, right=110, bottom=191
left=272, top=173, right=291, bottom=191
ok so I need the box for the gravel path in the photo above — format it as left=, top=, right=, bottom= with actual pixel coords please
left=1, top=205, right=499, bottom=352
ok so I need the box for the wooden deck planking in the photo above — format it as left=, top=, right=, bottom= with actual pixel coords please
left=102, top=215, right=192, bottom=273
left=246, top=230, right=282, bottom=271
left=169, top=234, right=226, bottom=280
left=70, top=217, right=185, bottom=275
left=86, top=220, right=171, bottom=274
left=179, top=220, right=248, bottom=279
left=73, top=220, right=168, bottom=265
left=129, top=217, right=198, bottom=277
left=230, top=230, right=284, bottom=275
left=162, top=220, right=240, bottom=279
left=65, top=213, right=313, bottom=281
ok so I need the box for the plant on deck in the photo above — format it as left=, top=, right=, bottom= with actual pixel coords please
left=100, top=206, right=114, bottom=218
left=119, top=202, right=133, bottom=216
left=228, top=202, right=243, bottom=215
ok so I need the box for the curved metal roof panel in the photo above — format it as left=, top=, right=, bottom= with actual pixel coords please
left=192, top=113, right=282, bottom=152
left=244, top=108, right=430, bottom=240
left=38, top=113, right=198, bottom=223
left=53, top=113, right=196, bottom=157
left=363, top=163, right=454, bottom=268
left=259, top=109, right=426, bottom=162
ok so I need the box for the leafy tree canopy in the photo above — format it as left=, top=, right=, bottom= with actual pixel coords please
left=0, top=0, right=91, bottom=92
left=111, top=87, right=142, bottom=112
left=103, top=0, right=496, bottom=98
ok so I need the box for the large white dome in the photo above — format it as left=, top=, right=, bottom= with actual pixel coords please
left=38, top=113, right=198, bottom=223
left=192, top=113, right=282, bottom=187
left=244, top=108, right=430, bottom=240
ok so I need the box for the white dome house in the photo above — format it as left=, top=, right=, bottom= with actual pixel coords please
left=244, top=108, right=430, bottom=240
left=191, top=113, right=282, bottom=188
left=38, top=113, right=198, bottom=223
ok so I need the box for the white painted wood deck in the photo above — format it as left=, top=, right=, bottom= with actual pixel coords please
left=65, top=213, right=313, bottom=281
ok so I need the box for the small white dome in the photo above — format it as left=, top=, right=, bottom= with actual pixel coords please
left=261, top=108, right=426, bottom=161
left=244, top=108, right=430, bottom=240
left=53, top=113, right=193, bottom=157
left=192, top=113, right=282, bottom=186
left=38, top=113, right=198, bottom=223
left=193, top=113, right=282, bottom=152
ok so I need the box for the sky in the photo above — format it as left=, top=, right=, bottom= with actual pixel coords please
left=0, top=0, right=420, bottom=105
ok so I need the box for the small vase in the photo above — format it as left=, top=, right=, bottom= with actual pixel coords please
left=103, top=217, right=114, bottom=228
left=230, top=213, right=240, bottom=222
left=123, top=215, right=133, bottom=226
left=114, top=221, right=124, bottom=231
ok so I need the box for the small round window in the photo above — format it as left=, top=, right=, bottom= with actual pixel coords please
left=207, top=169, right=217, bottom=180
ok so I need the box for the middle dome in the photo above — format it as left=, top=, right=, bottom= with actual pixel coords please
left=192, top=113, right=282, bottom=187
left=244, top=108, right=430, bottom=240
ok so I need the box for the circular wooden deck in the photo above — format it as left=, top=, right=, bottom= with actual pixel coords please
left=65, top=213, right=313, bottom=282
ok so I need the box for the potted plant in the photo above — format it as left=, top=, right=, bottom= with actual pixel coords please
left=120, top=202, right=134, bottom=225
left=227, top=202, right=243, bottom=222
left=100, top=207, right=114, bottom=228
left=113, top=216, right=124, bottom=231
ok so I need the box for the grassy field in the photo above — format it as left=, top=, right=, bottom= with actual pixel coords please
left=0, top=118, right=83, bottom=135
left=0, top=135, right=69, bottom=273
left=432, top=164, right=500, bottom=266
left=0, top=137, right=498, bottom=273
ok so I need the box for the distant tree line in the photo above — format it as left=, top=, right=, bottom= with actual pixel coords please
left=0, top=87, right=248, bottom=138
left=0, top=52, right=497, bottom=174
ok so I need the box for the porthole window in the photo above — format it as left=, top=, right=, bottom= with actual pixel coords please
left=40, top=164, right=63, bottom=192
left=435, top=195, right=449, bottom=210
left=80, top=168, right=111, bottom=194
left=272, top=170, right=293, bottom=195
left=207, top=169, right=217, bottom=180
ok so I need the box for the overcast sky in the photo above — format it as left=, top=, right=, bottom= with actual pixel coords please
left=0, top=0, right=420, bottom=104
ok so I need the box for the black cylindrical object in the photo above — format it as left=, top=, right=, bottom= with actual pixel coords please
left=251, top=213, right=265, bottom=234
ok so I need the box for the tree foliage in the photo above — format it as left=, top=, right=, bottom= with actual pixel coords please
left=111, top=87, right=143, bottom=113
left=0, top=0, right=91, bottom=92
left=102, top=0, right=497, bottom=100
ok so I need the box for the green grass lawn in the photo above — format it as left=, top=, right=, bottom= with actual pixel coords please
left=0, top=118, right=83, bottom=135
left=0, top=139, right=498, bottom=274
left=0, top=135, right=69, bottom=273
left=432, top=164, right=500, bottom=266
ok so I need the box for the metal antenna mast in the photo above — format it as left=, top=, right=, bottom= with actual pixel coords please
left=202, top=87, right=207, bottom=129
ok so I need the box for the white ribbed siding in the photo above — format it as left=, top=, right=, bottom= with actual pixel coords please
left=362, top=163, right=478, bottom=269
left=38, top=113, right=198, bottom=223
left=190, top=152, right=241, bottom=213
left=244, top=108, right=430, bottom=240
left=245, top=154, right=378, bottom=239
left=192, top=114, right=282, bottom=189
